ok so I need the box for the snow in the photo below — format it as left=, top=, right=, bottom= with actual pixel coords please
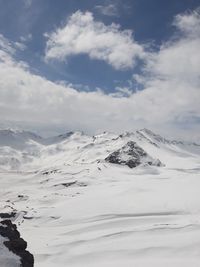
left=0, top=129, right=200, bottom=266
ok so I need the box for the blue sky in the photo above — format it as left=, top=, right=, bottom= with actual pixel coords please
left=0, top=0, right=199, bottom=92
left=0, top=0, right=200, bottom=139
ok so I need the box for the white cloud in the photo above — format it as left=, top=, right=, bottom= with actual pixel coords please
left=0, top=9, right=200, bottom=140
left=0, top=34, right=28, bottom=54
left=44, top=11, right=145, bottom=70
left=111, top=86, right=133, bottom=97
left=131, top=9, right=200, bottom=139
left=0, top=34, right=16, bottom=55
left=174, top=8, right=200, bottom=36
left=139, top=9, right=200, bottom=92
left=20, top=34, right=32, bottom=43
left=148, top=11, right=200, bottom=86
left=14, top=42, right=27, bottom=51
left=95, top=4, right=119, bottom=17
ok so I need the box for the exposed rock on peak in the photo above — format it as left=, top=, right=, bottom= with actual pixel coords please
left=105, top=141, right=162, bottom=168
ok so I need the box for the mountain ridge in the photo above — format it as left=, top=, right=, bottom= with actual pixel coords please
left=0, top=128, right=199, bottom=147
left=0, top=128, right=199, bottom=171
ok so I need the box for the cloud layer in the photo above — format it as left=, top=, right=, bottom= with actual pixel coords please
left=0, top=9, right=200, bottom=140
left=45, top=11, right=145, bottom=70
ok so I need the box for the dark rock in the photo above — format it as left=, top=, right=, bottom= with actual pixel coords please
left=105, top=141, right=162, bottom=168
left=62, top=181, right=77, bottom=187
left=77, top=182, right=87, bottom=187
left=19, top=250, right=34, bottom=267
left=0, top=212, right=16, bottom=219
left=126, top=159, right=140, bottom=168
left=0, top=221, right=20, bottom=240
left=4, top=238, right=27, bottom=251
left=54, top=181, right=87, bottom=188
left=23, top=216, right=34, bottom=220
left=1, top=219, right=17, bottom=229
left=0, top=220, right=34, bottom=267
left=42, top=169, right=59, bottom=175
left=54, top=181, right=77, bottom=187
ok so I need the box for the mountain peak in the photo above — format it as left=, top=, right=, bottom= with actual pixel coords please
left=105, top=141, right=162, bottom=168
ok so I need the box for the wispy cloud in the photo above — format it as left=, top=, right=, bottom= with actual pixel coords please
left=0, top=34, right=28, bottom=55
left=23, top=0, right=32, bottom=8
left=20, top=33, right=32, bottom=43
left=173, top=8, right=200, bottom=36
left=44, top=11, right=145, bottom=70
left=95, top=3, right=119, bottom=17
left=0, top=34, right=16, bottom=55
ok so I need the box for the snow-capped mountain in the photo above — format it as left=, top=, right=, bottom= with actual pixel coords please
left=0, top=129, right=42, bottom=149
left=0, top=128, right=199, bottom=171
left=105, top=141, right=163, bottom=168
left=0, top=129, right=200, bottom=267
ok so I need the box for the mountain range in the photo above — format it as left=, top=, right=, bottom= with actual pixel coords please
left=0, top=128, right=200, bottom=266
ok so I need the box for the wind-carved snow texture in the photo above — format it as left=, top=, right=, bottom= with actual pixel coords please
left=0, top=128, right=200, bottom=266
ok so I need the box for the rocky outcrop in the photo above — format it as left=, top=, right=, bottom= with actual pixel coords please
left=0, top=219, right=34, bottom=267
left=105, top=141, right=162, bottom=168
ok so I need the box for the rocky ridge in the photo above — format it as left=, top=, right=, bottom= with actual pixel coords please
left=105, top=141, right=162, bottom=168
left=0, top=215, right=34, bottom=267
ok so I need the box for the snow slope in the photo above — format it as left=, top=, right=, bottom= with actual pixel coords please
left=0, top=129, right=200, bottom=266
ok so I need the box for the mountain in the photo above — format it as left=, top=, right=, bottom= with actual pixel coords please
left=0, top=129, right=76, bottom=170
left=0, top=129, right=200, bottom=267
left=105, top=141, right=163, bottom=168
left=0, top=129, right=75, bottom=149
left=0, top=128, right=199, bottom=171
left=0, top=129, right=42, bottom=149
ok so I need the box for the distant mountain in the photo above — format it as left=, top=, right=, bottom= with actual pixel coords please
left=0, top=129, right=42, bottom=149
left=42, top=131, right=74, bottom=145
left=0, top=129, right=75, bottom=149
left=0, top=128, right=199, bottom=171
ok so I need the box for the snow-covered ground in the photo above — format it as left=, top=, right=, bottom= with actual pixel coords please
left=0, top=129, right=200, bottom=266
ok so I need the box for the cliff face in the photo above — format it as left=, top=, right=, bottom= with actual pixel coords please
left=0, top=219, right=34, bottom=267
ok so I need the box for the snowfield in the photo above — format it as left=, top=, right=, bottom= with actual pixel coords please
left=0, top=128, right=200, bottom=267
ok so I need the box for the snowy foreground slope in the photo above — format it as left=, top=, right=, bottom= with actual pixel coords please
left=0, top=128, right=200, bottom=267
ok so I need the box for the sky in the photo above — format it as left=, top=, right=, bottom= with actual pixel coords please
left=0, top=0, right=200, bottom=140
